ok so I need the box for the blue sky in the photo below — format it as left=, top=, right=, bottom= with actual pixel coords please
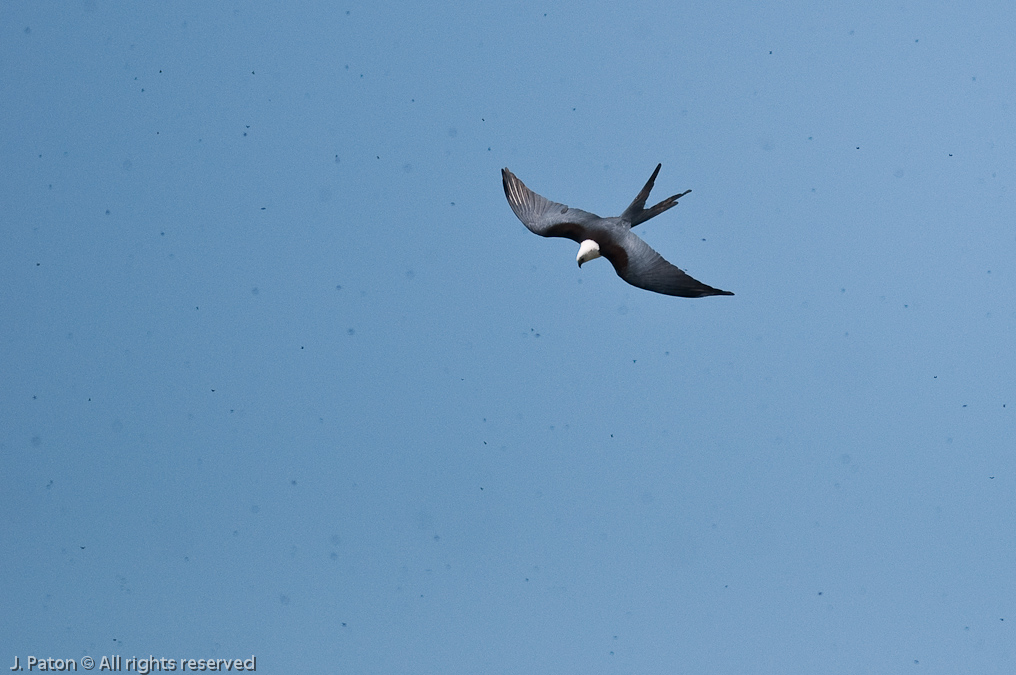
left=3, top=1, right=1015, bottom=672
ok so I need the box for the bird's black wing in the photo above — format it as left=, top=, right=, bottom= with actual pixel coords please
left=607, top=230, right=733, bottom=298
left=502, top=168, right=601, bottom=243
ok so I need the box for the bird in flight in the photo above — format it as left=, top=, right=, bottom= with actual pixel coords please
left=502, top=164, right=733, bottom=298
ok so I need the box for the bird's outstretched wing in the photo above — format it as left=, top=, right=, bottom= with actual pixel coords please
left=502, top=168, right=600, bottom=243
left=609, top=230, right=734, bottom=298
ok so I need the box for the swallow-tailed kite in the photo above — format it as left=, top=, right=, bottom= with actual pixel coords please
left=502, top=165, right=733, bottom=298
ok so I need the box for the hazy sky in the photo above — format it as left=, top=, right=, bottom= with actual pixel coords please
left=3, top=1, right=1015, bottom=672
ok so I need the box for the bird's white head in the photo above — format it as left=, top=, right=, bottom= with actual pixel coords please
left=577, top=239, right=601, bottom=267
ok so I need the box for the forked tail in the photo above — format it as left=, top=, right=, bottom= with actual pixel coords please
left=620, top=163, right=691, bottom=226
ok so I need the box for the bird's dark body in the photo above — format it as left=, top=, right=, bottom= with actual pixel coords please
left=501, top=165, right=733, bottom=298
